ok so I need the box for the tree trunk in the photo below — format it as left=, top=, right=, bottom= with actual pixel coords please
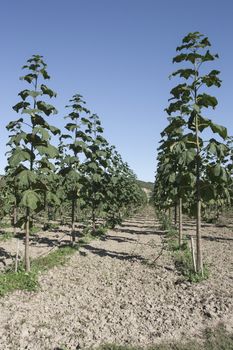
left=194, top=59, right=203, bottom=275
left=25, top=208, right=30, bottom=272
left=43, top=192, right=48, bottom=230
left=71, top=197, right=76, bottom=245
left=53, top=207, right=57, bottom=221
left=216, top=204, right=220, bottom=221
left=92, top=208, right=96, bottom=234
left=13, top=204, right=17, bottom=236
left=60, top=206, right=64, bottom=225
left=196, top=152, right=203, bottom=274
left=168, top=207, right=172, bottom=222
left=174, top=203, right=177, bottom=225
left=179, top=197, right=183, bottom=247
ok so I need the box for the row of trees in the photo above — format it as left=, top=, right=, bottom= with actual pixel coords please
left=153, top=32, right=233, bottom=273
left=1, top=55, right=146, bottom=271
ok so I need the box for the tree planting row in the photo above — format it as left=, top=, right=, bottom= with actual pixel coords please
left=1, top=55, right=147, bottom=271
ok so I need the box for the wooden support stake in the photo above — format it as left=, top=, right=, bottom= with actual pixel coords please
left=191, top=237, right=197, bottom=273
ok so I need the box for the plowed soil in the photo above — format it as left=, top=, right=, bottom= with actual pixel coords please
left=0, top=209, right=232, bottom=349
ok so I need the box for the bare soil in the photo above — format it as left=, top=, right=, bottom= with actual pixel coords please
left=0, top=209, right=232, bottom=349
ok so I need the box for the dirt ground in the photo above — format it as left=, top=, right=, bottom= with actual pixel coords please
left=0, top=223, right=75, bottom=272
left=0, top=208, right=232, bottom=349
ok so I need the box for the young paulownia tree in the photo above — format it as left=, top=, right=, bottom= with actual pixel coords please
left=6, top=55, right=59, bottom=271
left=59, top=94, right=91, bottom=244
left=165, top=32, right=229, bottom=273
left=80, top=113, right=111, bottom=233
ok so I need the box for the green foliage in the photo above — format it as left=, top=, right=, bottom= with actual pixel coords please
left=173, top=246, right=209, bottom=283
left=0, top=231, right=14, bottom=241
left=0, top=222, right=12, bottom=229
left=5, top=54, right=61, bottom=270
left=165, top=227, right=209, bottom=283
left=0, top=270, right=38, bottom=296
left=157, top=212, right=173, bottom=231
left=80, top=113, right=112, bottom=229
left=0, top=246, right=78, bottom=297
left=104, top=149, right=147, bottom=227
left=30, top=226, right=41, bottom=235
left=154, top=32, right=232, bottom=273
left=82, top=225, right=108, bottom=237
left=6, top=54, right=60, bottom=213
left=154, top=31, right=231, bottom=211
left=32, top=246, right=78, bottom=272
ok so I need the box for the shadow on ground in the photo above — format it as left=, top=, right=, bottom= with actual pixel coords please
left=83, top=244, right=145, bottom=262
left=114, top=227, right=165, bottom=236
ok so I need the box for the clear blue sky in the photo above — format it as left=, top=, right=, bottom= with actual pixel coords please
left=1, top=0, right=232, bottom=181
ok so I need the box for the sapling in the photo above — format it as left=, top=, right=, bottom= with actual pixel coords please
left=6, top=55, right=59, bottom=271
left=165, top=32, right=229, bottom=273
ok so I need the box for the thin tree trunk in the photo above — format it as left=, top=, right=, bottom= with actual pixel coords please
left=53, top=207, right=57, bottom=221
left=196, top=195, right=202, bottom=273
left=71, top=197, right=76, bottom=245
left=25, top=208, right=30, bottom=272
left=13, top=204, right=17, bottom=236
left=15, top=239, right=20, bottom=273
left=196, top=149, right=203, bottom=274
left=168, top=207, right=172, bottom=222
left=179, top=197, right=183, bottom=247
left=92, top=207, right=96, bottom=234
left=194, top=61, right=203, bottom=275
left=60, top=206, right=64, bottom=225
left=43, top=192, right=48, bottom=230
left=216, top=203, right=220, bottom=221
left=174, top=203, right=177, bottom=225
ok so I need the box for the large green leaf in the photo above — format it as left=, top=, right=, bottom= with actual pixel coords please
left=178, top=148, right=196, bottom=165
left=209, top=121, right=227, bottom=140
left=41, top=84, right=57, bottom=98
left=16, top=170, right=37, bottom=187
left=206, top=139, right=228, bottom=157
left=37, top=101, right=58, bottom=116
left=36, top=144, right=58, bottom=158
left=197, top=93, right=218, bottom=109
left=202, top=50, right=219, bottom=62
left=20, top=73, right=37, bottom=83
left=220, top=168, right=228, bottom=182
left=6, top=118, right=23, bottom=130
left=40, top=68, right=50, bottom=80
left=201, top=71, right=221, bottom=88
left=13, top=101, right=30, bottom=112
left=197, top=115, right=210, bottom=131
left=47, top=192, right=60, bottom=206
left=212, top=164, right=221, bottom=177
left=65, top=123, right=77, bottom=132
left=172, top=53, right=187, bottom=63
left=7, top=131, right=27, bottom=146
left=170, top=69, right=196, bottom=80
left=33, top=126, right=50, bottom=141
left=18, top=89, right=41, bottom=100
left=9, top=148, right=31, bottom=167
left=200, top=182, right=215, bottom=201
left=21, top=190, right=41, bottom=210
left=162, top=117, right=186, bottom=136
left=48, top=125, right=60, bottom=135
